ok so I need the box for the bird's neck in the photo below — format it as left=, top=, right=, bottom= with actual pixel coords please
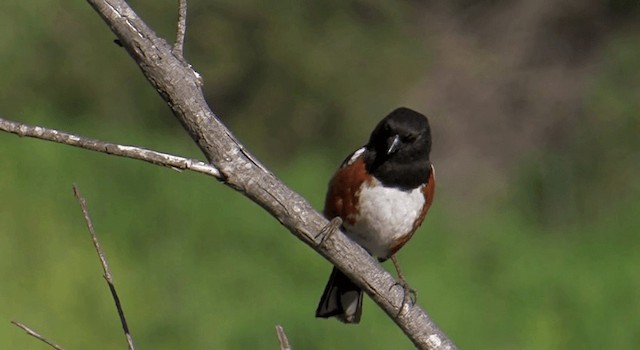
left=366, top=156, right=431, bottom=190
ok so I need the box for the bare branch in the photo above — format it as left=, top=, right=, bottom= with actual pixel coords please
left=10, top=320, right=65, bottom=350
left=73, top=185, right=135, bottom=350
left=275, top=325, right=291, bottom=350
left=173, top=0, right=187, bottom=58
left=0, top=117, right=222, bottom=179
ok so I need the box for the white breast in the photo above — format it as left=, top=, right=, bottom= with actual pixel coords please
left=344, top=179, right=425, bottom=258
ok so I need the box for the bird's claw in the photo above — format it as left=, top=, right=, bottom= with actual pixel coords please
left=315, top=217, right=343, bottom=246
left=390, top=279, right=417, bottom=315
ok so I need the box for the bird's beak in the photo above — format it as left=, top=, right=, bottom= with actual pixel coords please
left=387, top=135, right=401, bottom=155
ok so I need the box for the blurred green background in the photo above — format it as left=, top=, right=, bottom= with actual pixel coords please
left=1, top=1, right=639, bottom=349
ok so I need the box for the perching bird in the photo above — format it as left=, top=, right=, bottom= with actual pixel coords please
left=315, top=107, right=435, bottom=323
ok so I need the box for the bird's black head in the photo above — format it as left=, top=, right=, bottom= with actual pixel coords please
left=364, top=107, right=432, bottom=190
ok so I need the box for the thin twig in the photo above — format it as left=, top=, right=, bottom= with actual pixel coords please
left=10, top=320, right=65, bottom=350
left=72, top=185, right=135, bottom=350
left=0, top=117, right=222, bottom=179
left=275, top=325, right=291, bottom=350
left=173, top=0, right=187, bottom=58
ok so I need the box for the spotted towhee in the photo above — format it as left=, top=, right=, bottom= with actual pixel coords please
left=315, top=107, right=435, bottom=323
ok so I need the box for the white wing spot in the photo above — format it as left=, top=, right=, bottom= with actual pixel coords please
left=345, top=147, right=365, bottom=166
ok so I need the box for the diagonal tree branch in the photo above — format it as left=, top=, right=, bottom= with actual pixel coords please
left=0, top=117, right=221, bottom=179
left=3, top=1, right=458, bottom=348
left=73, top=185, right=135, bottom=350
left=11, top=320, right=65, bottom=350
left=275, top=325, right=292, bottom=350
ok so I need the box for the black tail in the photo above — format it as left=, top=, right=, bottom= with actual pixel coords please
left=315, top=267, right=363, bottom=324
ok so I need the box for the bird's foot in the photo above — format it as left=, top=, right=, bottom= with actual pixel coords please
left=315, top=217, right=343, bottom=246
left=389, top=255, right=417, bottom=315
left=391, top=278, right=417, bottom=314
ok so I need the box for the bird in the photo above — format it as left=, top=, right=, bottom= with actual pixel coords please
left=315, top=107, right=435, bottom=324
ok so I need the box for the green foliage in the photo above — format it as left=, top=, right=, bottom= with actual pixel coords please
left=184, top=0, right=428, bottom=160
left=513, top=32, right=640, bottom=227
